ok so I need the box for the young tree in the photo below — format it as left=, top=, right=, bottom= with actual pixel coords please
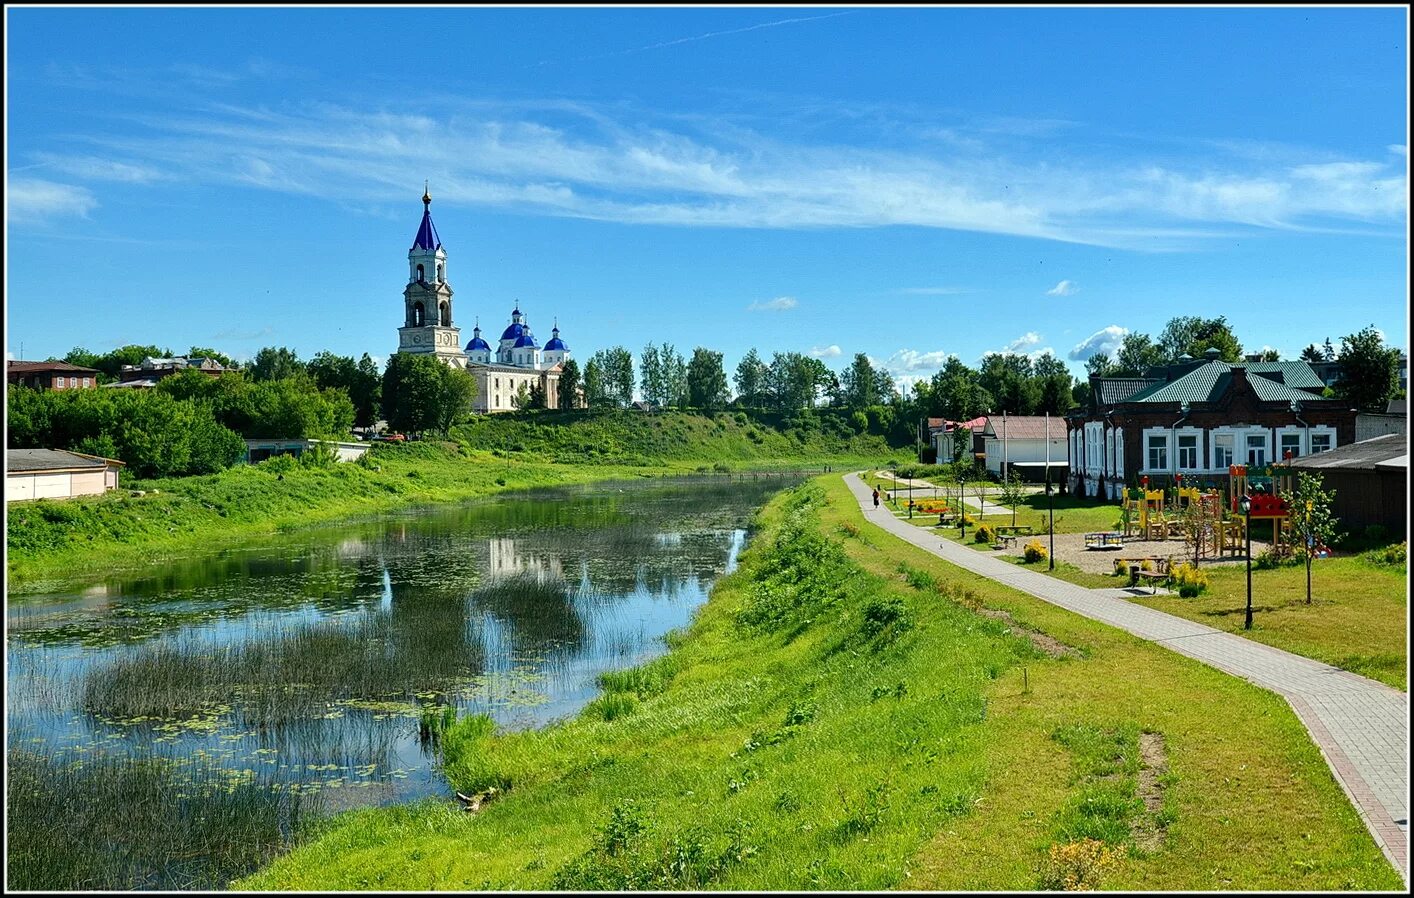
left=588, top=347, right=634, bottom=407
left=250, top=346, right=306, bottom=382
left=1033, top=352, right=1075, bottom=415
left=660, top=343, right=688, bottom=407
left=1335, top=325, right=1400, bottom=411
left=1280, top=471, right=1339, bottom=605
left=1299, top=344, right=1325, bottom=364
left=381, top=353, right=476, bottom=434
left=841, top=353, right=885, bottom=409
left=686, top=348, right=729, bottom=410
left=582, top=357, right=606, bottom=408
left=733, top=348, right=767, bottom=407
left=511, top=382, right=532, bottom=410
left=1156, top=315, right=1243, bottom=362
left=639, top=343, right=662, bottom=406
left=1084, top=353, right=1118, bottom=378
left=557, top=358, right=581, bottom=410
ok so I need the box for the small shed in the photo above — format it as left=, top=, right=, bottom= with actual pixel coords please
left=1288, top=433, right=1407, bottom=535
left=6, top=449, right=124, bottom=502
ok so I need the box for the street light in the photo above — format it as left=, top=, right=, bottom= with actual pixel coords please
left=908, top=475, right=913, bottom=519
left=1046, top=477, right=1056, bottom=571
left=958, top=475, right=967, bottom=541
left=1239, top=493, right=1253, bottom=630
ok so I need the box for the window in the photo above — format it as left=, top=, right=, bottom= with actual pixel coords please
left=1147, top=434, right=1168, bottom=471
left=1178, top=434, right=1198, bottom=469
left=54, top=377, right=65, bottom=389
left=1213, top=433, right=1234, bottom=470
left=70, top=377, right=77, bottom=388
left=1246, top=433, right=1267, bottom=467
left=1280, top=433, right=1301, bottom=459
left=82, top=377, right=91, bottom=387
left=495, top=378, right=500, bottom=389
left=1311, top=432, right=1332, bottom=453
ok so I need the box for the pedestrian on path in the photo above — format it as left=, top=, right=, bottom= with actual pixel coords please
left=872, top=488, right=880, bottom=508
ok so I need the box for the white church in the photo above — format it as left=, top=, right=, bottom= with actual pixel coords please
left=395, top=187, right=575, bottom=412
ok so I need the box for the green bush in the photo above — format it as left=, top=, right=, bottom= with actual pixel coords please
left=974, top=523, right=996, bottom=544
left=1364, top=541, right=1407, bottom=567
left=1166, top=562, right=1210, bottom=597
left=1022, top=539, right=1048, bottom=563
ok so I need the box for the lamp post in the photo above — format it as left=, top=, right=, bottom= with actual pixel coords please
left=1304, top=499, right=1314, bottom=605
left=1240, top=493, right=1253, bottom=630
left=908, top=476, right=913, bottom=519
left=958, top=475, right=967, bottom=541
left=1047, top=477, right=1055, bottom=571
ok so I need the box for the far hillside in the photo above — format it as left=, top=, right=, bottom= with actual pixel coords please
left=451, top=408, right=913, bottom=467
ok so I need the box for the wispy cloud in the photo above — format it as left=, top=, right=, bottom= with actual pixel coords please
left=1046, top=280, right=1078, bottom=296
left=1069, top=325, right=1128, bottom=361
left=899, top=286, right=972, bottom=296
left=27, top=93, right=1407, bottom=250
left=809, top=344, right=842, bottom=358
left=749, top=296, right=798, bottom=312
left=7, top=178, right=97, bottom=222
left=32, top=154, right=165, bottom=183
left=883, top=348, right=952, bottom=372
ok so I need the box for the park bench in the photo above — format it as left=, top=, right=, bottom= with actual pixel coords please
left=995, top=525, right=1035, bottom=537
left=1121, top=557, right=1172, bottom=594
left=992, top=534, right=1018, bottom=550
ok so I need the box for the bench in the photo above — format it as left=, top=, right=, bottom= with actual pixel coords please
left=992, top=534, right=1018, bottom=550
left=995, top=525, right=1034, bottom=537
left=1123, top=557, right=1172, bottom=594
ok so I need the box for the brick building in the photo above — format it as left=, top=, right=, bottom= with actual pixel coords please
left=6, top=360, right=101, bottom=391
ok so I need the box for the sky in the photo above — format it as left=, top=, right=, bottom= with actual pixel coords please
left=5, top=5, right=1409, bottom=393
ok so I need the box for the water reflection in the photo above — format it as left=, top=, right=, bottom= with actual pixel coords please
left=6, top=475, right=792, bottom=890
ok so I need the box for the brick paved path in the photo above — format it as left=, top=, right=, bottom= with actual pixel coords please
left=848, top=472, right=1409, bottom=881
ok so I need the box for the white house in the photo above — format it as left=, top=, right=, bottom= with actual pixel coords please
left=979, top=415, right=1068, bottom=481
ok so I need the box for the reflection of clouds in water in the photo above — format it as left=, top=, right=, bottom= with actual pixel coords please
left=7, top=476, right=798, bottom=887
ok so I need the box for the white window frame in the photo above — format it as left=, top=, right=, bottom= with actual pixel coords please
left=1174, top=426, right=1203, bottom=472
left=1144, top=429, right=1169, bottom=473
left=1210, top=428, right=1236, bottom=472
left=1114, top=427, right=1125, bottom=481
left=1309, top=426, right=1336, bottom=454
left=1244, top=430, right=1270, bottom=467
left=1276, top=426, right=1304, bottom=460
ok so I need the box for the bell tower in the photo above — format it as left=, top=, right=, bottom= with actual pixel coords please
left=397, top=184, right=467, bottom=368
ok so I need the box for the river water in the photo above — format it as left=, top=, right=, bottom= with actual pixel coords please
left=5, top=474, right=795, bottom=890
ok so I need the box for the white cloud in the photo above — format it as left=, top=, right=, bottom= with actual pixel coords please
left=1389, top=145, right=1408, bottom=157
left=1045, top=280, right=1078, bottom=296
left=883, top=349, right=952, bottom=372
left=1005, top=332, right=1043, bottom=353
left=809, top=344, right=841, bottom=358
left=7, top=178, right=97, bottom=223
left=34, top=154, right=163, bottom=183
left=1069, top=326, right=1129, bottom=361
left=749, top=296, right=797, bottom=312
left=31, top=95, right=1407, bottom=250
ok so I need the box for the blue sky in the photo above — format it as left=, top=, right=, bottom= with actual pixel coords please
left=6, top=6, right=1409, bottom=390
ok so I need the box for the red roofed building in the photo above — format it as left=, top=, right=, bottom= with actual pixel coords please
left=979, top=414, right=1068, bottom=481
left=6, top=360, right=100, bottom=391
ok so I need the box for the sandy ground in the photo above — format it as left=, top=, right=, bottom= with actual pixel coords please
left=950, top=527, right=1270, bottom=574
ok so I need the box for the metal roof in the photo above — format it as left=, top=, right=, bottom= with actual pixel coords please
left=1287, top=433, right=1407, bottom=472
left=6, top=448, right=116, bottom=473
left=1124, top=361, right=1334, bottom=406
left=7, top=360, right=100, bottom=375
left=1094, top=377, right=1159, bottom=405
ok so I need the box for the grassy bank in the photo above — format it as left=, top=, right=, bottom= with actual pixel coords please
left=8, top=410, right=907, bottom=594
left=238, top=475, right=1399, bottom=891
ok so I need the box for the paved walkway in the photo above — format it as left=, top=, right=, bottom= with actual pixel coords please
left=848, top=472, right=1409, bottom=882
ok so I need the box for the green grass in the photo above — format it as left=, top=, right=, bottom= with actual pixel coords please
left=235, top=474, right=1400, bottom=891
left=9, top=415, right=909, bottom=595
left=1133, top=555, right=1408, bottom=690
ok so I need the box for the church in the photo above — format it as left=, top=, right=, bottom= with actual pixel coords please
left=395, top=187, right=575, bottom=412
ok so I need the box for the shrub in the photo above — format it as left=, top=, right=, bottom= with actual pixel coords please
left=587, top=692, right=639, bottom=722
left=1166, top=562, right=1210, bottom=598
left=1112, top=559, right=1130, bottom=577
left=1036, top=837, right=1119, bottom=891
left=974, top=523, right=997, bottom=544
left=1023, top=539, right=1048, bottom=563
left=1364, top=541, right=1407, bottom=567
left=861, top=596, right=914, bottom=640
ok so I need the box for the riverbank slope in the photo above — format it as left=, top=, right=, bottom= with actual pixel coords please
left=238, top=474, right=1399, bottom=890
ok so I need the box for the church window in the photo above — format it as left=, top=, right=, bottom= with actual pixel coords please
left=440, top=302, right=450, bottom=326
left=437, top=262, right=444, bottom=283
left=412, top=302, right=425, bottom=327
left=416, top=263, right=425, bottom=283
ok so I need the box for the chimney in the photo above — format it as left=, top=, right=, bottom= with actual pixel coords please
left=1231, top=365, right=1248, bottom=392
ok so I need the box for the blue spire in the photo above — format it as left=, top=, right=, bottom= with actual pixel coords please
left=412, top=184, right=442, bottom=251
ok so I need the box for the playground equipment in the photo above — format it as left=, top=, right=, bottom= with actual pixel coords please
left=1228, top=463, right=1296, bottom=557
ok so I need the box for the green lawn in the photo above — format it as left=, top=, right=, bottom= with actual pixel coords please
left=236, top=474, right=1400, bottom=891
left=1133, top=555, right=1408, bottom=690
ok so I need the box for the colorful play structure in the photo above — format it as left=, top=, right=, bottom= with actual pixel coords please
left=1118, top=461, right=1325, bottom=562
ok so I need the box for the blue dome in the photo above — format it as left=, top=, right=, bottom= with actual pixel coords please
left=466, top=335, right=491, bottom=351
left=543, top=336, right=568, bottom=351
left=500, top=322, right=525, bottom=342
left=513, top=332, right=540, bottom=349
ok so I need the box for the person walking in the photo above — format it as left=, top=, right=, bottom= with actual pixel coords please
left=872, top=487, right=881, bottom=508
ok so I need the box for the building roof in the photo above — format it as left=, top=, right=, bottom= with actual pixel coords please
left=981, top=415, right=1066, bottom=440
left=466, top=330, right=492, bottom=351
left=1094, top=377, right=1160, bottom=405
left=513, top=331, right=540, bottom=349
left=1387, top=399, right=1407, bottom=415
left=7, top=360, right=100, bottom=375
left=412, top=200, right=442, bottom=252
left=6, top=448, right=123, bottom=473
left=543, top=327, right=568, bottom=352
left=1288, top=432, right=1407, bottom=472
left=1123, top=360, right=1333, bottom=405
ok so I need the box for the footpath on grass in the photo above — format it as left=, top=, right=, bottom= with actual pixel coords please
left=847, top=471, right=1409, bottom=883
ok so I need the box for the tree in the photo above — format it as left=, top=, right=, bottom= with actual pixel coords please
left=1322, top=338, right=1337, bottom=362
left=1113, top=332, right=1164, bottom=377
left=588, top=347, right=634, bottom=408
left=639, top=343, right=662, bottom=406
left=978, top=352, right=1038, bottom=415
left=660, top=344, right=688, bottom=407
left=583, top=358, right=606, bottom=408
left=764, top=352, right=830, bottom=410
left=1280, top=471, right=1339, bottom=606
left=250, top=346, right=306, bottom=382
left=381, top=354, right=476, bottom=434
left=1335, top=325, right=1400, bottom=411
left=511, top=382, right=531, bottom=410
left=186, top=346, right=236, bottom=368
left=733, top=348, right=767, bottom=406
left=1033, top=352, right=1075, bottom=415
left=686, top=348, right=729, bottom=410
left=63, top=344, right=170, bottom=382
left=841, top=353, right=889, bottom=409
left=1156, top=315, right=1243, bottom=363
left=1256, top=348, right=1281, bottom=362
left=307, top=352, right=381, bottom=427
left=557, top=359, right=581, bottom=410
left=1299, top=344, right=1325, bottom=364
left=1084, top=353, right=1117, bottom=378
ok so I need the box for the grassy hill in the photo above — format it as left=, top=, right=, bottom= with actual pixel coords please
left=450, top=408, right=910, bottom=467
